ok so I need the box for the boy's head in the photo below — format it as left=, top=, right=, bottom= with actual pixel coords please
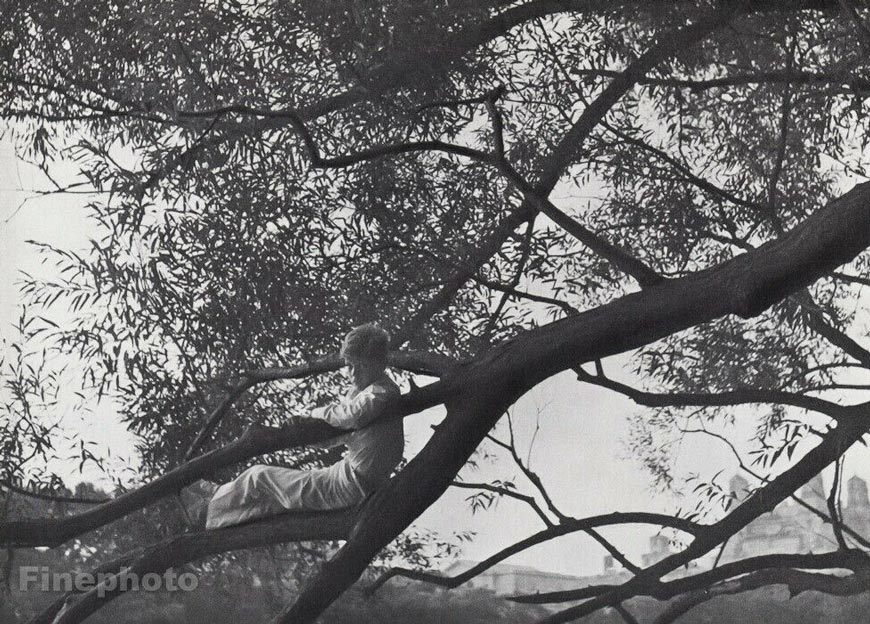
left=340, top=324, right=389, bottom=389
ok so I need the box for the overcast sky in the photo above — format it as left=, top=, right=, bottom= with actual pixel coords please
left=3, top=132, right=870, bottom=578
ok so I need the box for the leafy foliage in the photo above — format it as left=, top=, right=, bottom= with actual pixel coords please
left=4, top=1, right=870, bottom=619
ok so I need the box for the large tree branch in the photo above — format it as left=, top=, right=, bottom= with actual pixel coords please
left=659, top=549, right=870, bottom=597
left=499, top=179, right=870, bottom=389
left=652, top=564, right=870, bottom=624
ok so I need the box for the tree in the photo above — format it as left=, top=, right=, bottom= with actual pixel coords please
left=4, top=0, right=870, bottom=622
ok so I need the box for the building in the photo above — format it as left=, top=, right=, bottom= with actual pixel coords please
left=719, top=473, right=870, bottom=563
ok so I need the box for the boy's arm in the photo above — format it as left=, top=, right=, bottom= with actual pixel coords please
left=311, top=385, right=396, bottom=430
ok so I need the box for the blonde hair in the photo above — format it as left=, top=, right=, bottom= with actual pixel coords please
left=340, top=323, right=390, bottom=363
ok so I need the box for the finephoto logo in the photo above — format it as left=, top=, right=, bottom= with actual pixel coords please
left=19, top=566, right=198, bottom=597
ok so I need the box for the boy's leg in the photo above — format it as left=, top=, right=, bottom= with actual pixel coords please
left=205, top=465, right=290, bottom=529
left=204, top=461, right=368, bottom=530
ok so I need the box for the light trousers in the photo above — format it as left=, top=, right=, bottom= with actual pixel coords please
left=205, top=459, right=368, bottom=530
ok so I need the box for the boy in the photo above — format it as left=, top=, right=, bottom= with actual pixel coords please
left=204, top=324, right=401, bottom=529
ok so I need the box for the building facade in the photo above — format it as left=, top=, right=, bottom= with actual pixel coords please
left=719, top=473, right=870, bottom=563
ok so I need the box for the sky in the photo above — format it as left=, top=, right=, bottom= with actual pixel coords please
left=0, top=134, right=139, bottom=486
left=2, top=131, right=870, bottom=579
